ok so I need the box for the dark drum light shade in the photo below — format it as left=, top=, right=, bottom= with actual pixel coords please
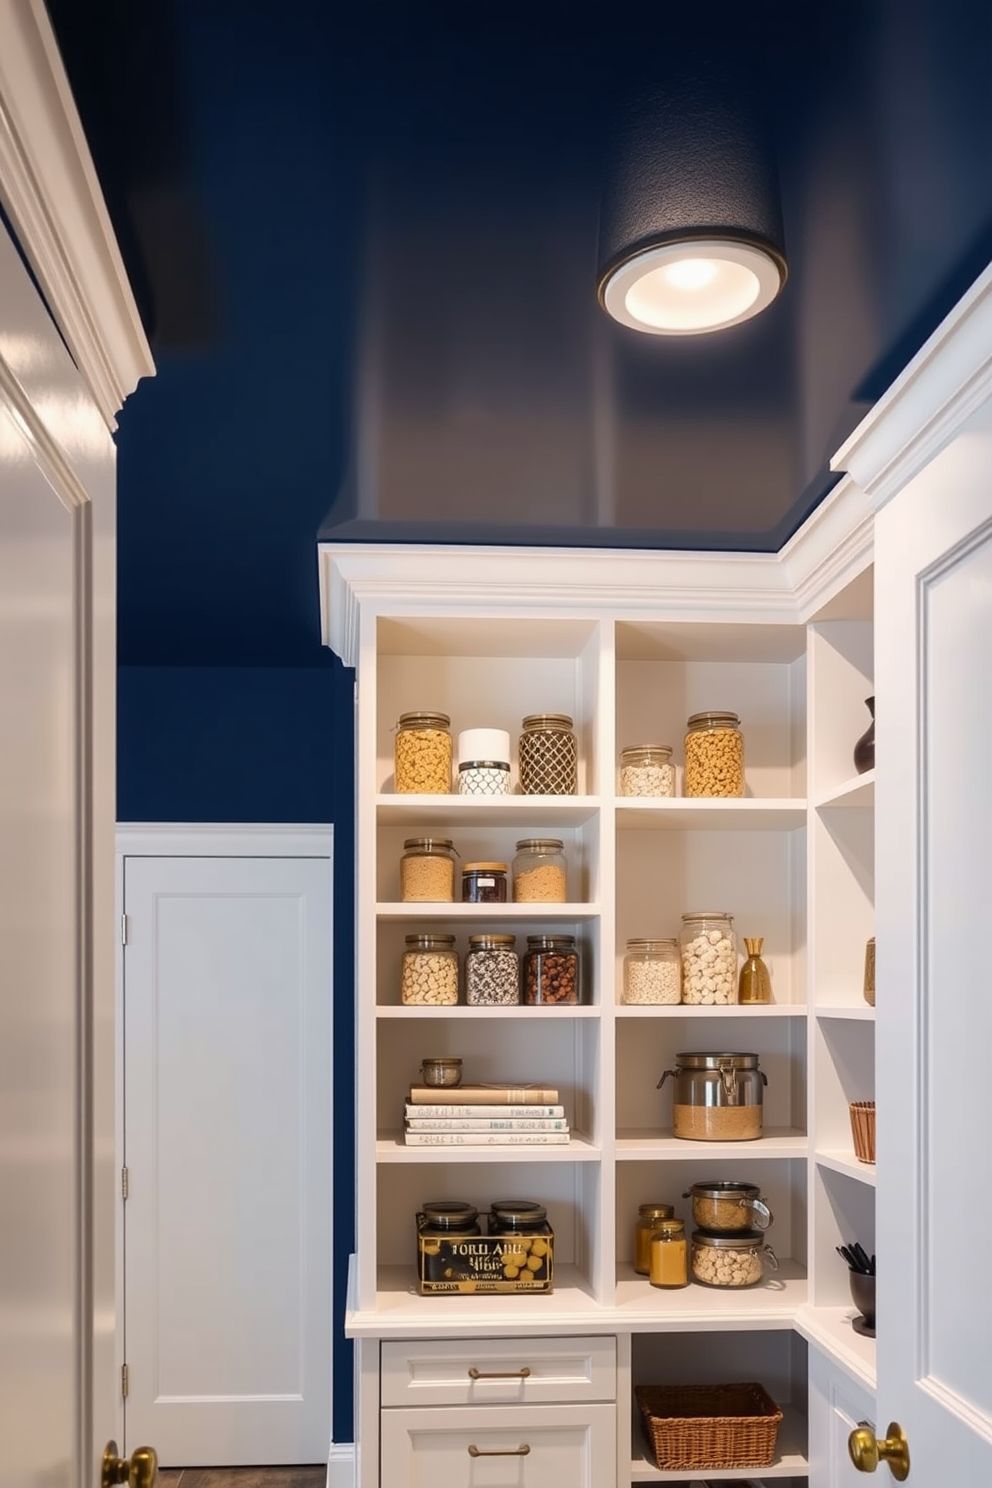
left=597, top=68, right=787, bottom=335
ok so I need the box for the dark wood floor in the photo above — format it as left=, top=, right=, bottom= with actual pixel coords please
left=158, top=1470, right=325, bottom=1488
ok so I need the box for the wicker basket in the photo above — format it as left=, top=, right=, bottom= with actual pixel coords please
left=635, top=1382, right=783, bottom=1472
left=850, top=1100, right=876, bottom=1163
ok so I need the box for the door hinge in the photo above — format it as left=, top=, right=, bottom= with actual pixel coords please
left=121, top=1363, right=129, bottom=1399
left=121, top=913, right=128, bottom=947
left=121, top=1166, right=129, bottom=1200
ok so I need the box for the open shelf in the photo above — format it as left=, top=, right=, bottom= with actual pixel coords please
left=616, top=800, right=807, bottom=832
left=376, top=1003, right=602, bottom=1018
left=815, top=1004, right=874, bottom=1021
left=814, top=771, right=874, bottom=810
left=376, top=1131, right=601, bottom=1161
left=629, top=1403, right=808, bottom=1480
left=616, top=1005, right=805, bottom=1019
left=348, top=1262, right=603, bottom=1337
left=376, top=900, right=601, bottom=920
left=615, top=1263, right=807, bottom=1325
left=815, top=1151, right=876, bottom=1186
left=376, top=794, right=602, bottom=827
left=795, top=1305, right=876, bottom=1391
left=616, top=1129, right=808, bottom=1161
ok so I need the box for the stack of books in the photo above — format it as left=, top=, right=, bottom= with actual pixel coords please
left=404, top=1083, right=569, bottom=1146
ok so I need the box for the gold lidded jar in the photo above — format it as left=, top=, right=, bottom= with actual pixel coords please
left=680, top=911, right=737, bottom=1006
left=518, top=713, right=578, bottom=795
left=401, top=933, right=459, bottom=1006
left=634, top=1202, right=675, bottom=1275
left=512, top=838, right=568, bottom=902
left=394, top=711, right=452, bottom=794
left=648, top=1218, right=689, bottom=1288
left=619, top=744, right=675, bottom=798
left=400, top=837, right=456, bottom=902
left=683, top=711, right=744, bottom=797
left=623, top=939, right=681, bottom=1005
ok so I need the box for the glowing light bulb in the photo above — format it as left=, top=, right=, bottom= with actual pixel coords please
left=663, top=258, right=719, bottom=291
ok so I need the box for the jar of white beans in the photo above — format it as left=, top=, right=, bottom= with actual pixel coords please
left=619, top=745, right=675, bottom=797
left=623, top=939, right=681, bottom=1004
left=690, top=1229, right=779, bottom=1288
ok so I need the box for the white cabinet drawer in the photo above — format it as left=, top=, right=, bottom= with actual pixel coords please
left=380, top=1334, right=616, bottom=1407
left=380, top=1402, right=616, bottom=1486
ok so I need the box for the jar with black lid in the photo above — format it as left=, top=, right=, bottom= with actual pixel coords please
left=512, top=838, right=567, bottom=902
left=419, top=1200, right=481, bottom=1237
left=518, top=714, right=578, bottom=795
left=487, top=1198, right=549, bottom=1233
left=524, top=935, right=580, bottom=1005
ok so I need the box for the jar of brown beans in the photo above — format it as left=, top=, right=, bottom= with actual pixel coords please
left=523, top=935, right=580, bottom=1005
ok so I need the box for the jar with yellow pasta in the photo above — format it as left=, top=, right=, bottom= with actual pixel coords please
left=394, top=711, right=452, bottom=793
left=683, top=711, right=745, bottom=797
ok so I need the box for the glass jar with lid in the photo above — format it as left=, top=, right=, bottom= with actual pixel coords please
left=648, top=1218, right=689, bottom=1288
left=623, top=939, right=681, bottom=1004
left=487, top=1198, right=550, bottom=1234
left=465, top=934, right=520, bottom=1006
left=523, top=935, right=580, bottom=1005
left=683, top=711, right=744, bottom=797
left=680, top=911, right=737, bottom=1005
left=690, top=1229, right=779, bottom=1288
left=619, top=745, right=676, bottom=797
left=634, top=1202, right=675, bottom=1275
left=401, top=933, right=459, bottom=1006
left=512, top=839, right=567, bottom=902
left=394, top=711, right=452, bottom=794
left=400, top=837, right=456, bottom=902
left=657, top=1051, right=767, bottom=1141
left=419, top=1199, right=481, bottom=1238
left=518, top=714, right=578, bottom=795
left=461, top=861, right=508, bottom=903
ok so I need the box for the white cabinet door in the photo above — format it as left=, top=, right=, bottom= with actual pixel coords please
left=122, top=847, right=332, bottom=1464
left=380, top=1402, right=616, bottom=1487
left=874, top=394, right=992, bottom=1481
left=380, top=1335, right=616, bottom=1407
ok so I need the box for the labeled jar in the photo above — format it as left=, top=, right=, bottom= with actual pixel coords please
left=457, top=728, right=512, bottom=796
left=657, top=1052, right=767, bottom=1141
left=683, top=711, right=744, bottom=797
left=649, top=1219, right=689, bottom=1288
left=401, top=933, right=459, bottom=1006
left=683, top=1180, right=773, bottom=1233
left=400, top=837, right=456, bottom=902
left=487, top=1199, right=549, bottom=1233
left=524, top=935, right=579, bottom=1005
left=394, top=711, right=452, bottom=794
left=512, top=839, right=568, bottom=902
left=680, top=911, right=737, bottom=1006
left=690, top=1229, right=779, bottom=1288
left=619, top=745, right=676, bottom=798
left=461, top=861, right=508, bottom=903
left=518, top=714, right=578, bottom=795
left=623, top=939, right=681, bottom=1005
left=466, top=934, right=520, bottom=1006
left=634, top=1202, right=675, bottom=1275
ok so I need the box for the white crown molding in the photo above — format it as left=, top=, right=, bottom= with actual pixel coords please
left=831, top=259, right=992, bottom=512
left=0, top=0, right=154, bottom=429
left=778, top=474, right=874, bottom=620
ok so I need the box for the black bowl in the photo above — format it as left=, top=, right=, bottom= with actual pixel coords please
left=849, top=1268, right=876, bottom=1326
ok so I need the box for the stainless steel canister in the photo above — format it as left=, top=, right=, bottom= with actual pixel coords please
left=657, top=1052, right=767, bottom=1141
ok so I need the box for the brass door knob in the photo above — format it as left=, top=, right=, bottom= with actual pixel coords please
left=849, top=1421, right=911, bottom=1481
left=102, top=1441, right=158, bottom=1488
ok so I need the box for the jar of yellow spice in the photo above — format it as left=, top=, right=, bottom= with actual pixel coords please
left=649, top=1218, right=689, bottom=1288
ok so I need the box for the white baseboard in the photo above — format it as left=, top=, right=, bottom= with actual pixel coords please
left=326, top=1441, right=355, bottom=1488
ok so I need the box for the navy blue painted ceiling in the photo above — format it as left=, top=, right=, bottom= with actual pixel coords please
left=48, top=0, right=992, bottom=666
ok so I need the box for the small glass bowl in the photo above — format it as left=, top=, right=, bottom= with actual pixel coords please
left=420, top=1057, right=463, bottom=1088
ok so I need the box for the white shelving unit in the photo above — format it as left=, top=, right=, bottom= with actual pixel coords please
left=322, top=537, right=877, bottom=1487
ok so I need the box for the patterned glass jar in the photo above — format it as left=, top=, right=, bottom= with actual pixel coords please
left=518, top=714, right=578, bottom=795
left=466, top=934, right=520, bottom=1006
left=457, top=761, right=511, bottom=795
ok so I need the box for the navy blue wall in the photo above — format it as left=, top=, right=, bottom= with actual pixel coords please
left=118, top=662, right=356, bottom=1441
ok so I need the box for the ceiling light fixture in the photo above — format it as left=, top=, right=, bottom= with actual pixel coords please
left=597, top=69, right=787, bottom=336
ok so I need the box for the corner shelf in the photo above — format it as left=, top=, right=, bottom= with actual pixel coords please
left=814, top=770, right=874, bottom=810
left=616, top=1129, right=808, bottom=1161
left=816, top=1151, right=876, bottom=1187
left=815, top=1004, right=874, bottom=1022
left=795, top=1305, right=876, bottom=1392
left=615, top=1262, right=807, bottom=1325
left=616, top=799, right=807, bottom=832
left=629, top=1404, right=809, bottom=1481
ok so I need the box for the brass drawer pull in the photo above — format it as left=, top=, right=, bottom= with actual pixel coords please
left=468, top=1444, right=531, bottom=1458
left=467, top=1366, right=532, bottom=1380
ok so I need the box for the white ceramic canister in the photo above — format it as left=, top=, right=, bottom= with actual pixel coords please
left=457, top=727, right=512, bottom=795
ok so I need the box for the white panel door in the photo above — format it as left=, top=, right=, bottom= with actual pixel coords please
left=122, top=852, right=332, bottom=1465
left=875, top=394, right=992, bottom=1481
